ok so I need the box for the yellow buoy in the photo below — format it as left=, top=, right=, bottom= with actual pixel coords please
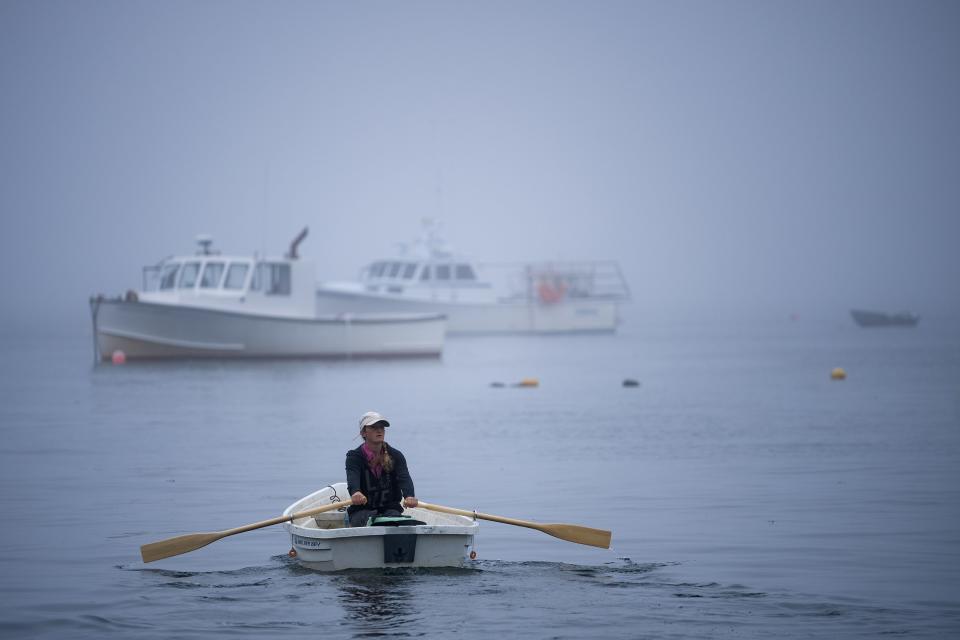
left=516, top=378, right=539, bottom=388
left=831, top=367, right=846, bottom=380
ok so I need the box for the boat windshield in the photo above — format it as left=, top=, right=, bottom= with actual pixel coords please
left=179, top=262, right=200, bottom=288
left=415, top=263, right=476, bottom=282
left=200, top=262, right=225, bottom=288
left=223, top=263, right=249, bottom=290
left=159, top=263, right=180, bottom=290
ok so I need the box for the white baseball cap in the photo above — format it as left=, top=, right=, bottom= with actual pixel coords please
left=359, top=411, right=390, bottom=429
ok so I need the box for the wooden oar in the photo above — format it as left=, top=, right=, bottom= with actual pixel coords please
left=416, top=501, right=612, bottom=549
left=140, top=500, right=348, bottom=563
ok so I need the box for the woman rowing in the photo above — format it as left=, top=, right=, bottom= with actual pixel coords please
left=345, top=411, right=418, bottom=527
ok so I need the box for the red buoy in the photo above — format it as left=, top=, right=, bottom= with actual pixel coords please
left=111, top=350, right=126, bottom=365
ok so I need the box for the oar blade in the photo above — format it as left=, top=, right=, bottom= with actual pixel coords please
left=140, top=532, right=222, bottom=563
left=542, top=523, right=612, bottom=549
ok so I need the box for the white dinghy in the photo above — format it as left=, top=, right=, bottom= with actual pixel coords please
left=282, top=483, right=479, bottom=571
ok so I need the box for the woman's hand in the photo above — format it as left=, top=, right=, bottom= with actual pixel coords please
left=403, top=496, right=418, bottom=508
left=351, top=491, right=367, bottom=506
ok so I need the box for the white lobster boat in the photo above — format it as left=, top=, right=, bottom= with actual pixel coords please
left=315, top=221, right=630, bottom=334
left=282, top=483, right=479, bottom=571
left=89, top=229, right=446, bottom=360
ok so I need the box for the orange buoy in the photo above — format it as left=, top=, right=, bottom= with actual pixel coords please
left=111, top=350, right=126, bottom=365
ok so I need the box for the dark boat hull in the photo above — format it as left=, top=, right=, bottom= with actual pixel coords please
left=850, top=309, right=919, bottom=328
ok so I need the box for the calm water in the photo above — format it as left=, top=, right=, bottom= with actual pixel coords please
left=1, top=316, right=959, bottom=638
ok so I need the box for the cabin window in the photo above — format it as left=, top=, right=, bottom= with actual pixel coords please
left=200, top=262, right=225, bottom=288
left=179, top=262, right=200, bottom=288
left=435, top=264, right=451, bottom=280
left=159, top=264, right=180, bottom=290
left=388, top=262, right=403, bottom=278
left=420, top=265, right=431, bottom=281
left=223, top=263, right=249, bottom=290
left=370, top=262, right=386, bottom=278
left=252, top=262, right=291, bottom=295
left=402, top=263, right=417, bottom=279
left=455, top=264, right=476, bottom=280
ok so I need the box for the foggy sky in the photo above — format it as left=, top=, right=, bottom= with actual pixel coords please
left=2, top=0, right=958, bottom=334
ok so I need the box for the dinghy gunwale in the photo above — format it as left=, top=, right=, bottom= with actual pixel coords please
left=282, top=483, right=480, bottom=542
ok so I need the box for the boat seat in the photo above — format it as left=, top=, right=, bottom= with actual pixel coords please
left=313, top=507, right=348, bottom=529
left=313, top=517, right=347, bottom=529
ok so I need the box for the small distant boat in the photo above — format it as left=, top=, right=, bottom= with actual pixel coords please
left=282, top=483, right=479, bottom=571
left=314, top=220, right=631, bottom=334
left=89, top=228, right=446, bottom=360
left=850, top=309, right=920, bottom=328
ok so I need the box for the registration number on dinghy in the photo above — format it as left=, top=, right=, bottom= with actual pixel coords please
left=292, top=535, right=330, bottom=549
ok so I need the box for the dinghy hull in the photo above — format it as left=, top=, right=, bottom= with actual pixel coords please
left=283, top=484, right=478, bottom=571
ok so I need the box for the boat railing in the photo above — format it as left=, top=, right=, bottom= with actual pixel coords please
left=478, top=260, right=631, bottom=302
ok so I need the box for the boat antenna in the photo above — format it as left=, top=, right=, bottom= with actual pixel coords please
left=261, top=163, right=271, bottom=258
left=196, top=234, right=214, bottom=255
left=430, top=119, right=446, bottom=220
left=287, top=226, right=309, bottom=259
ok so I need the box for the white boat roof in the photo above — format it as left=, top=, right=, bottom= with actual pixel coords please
left=158, top=253, right=290, bottom=264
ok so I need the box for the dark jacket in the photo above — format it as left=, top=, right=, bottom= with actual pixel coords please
left=345, top=444, right=415, bottom=518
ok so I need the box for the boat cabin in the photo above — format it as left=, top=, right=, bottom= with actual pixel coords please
left=153, top=259, right=291, bottom=296
left=354, top=258, right=500, bottom=304
left=363, top=261, right=479, bottom=290
left=356, top=257, right=629, bottom=305
left=138, top=232, right=316, bottom=317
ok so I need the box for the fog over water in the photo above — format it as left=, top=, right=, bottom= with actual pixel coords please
left=1, top=1, right=959, bottom=334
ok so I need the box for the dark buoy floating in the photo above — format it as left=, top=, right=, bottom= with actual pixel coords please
left=490, top=382, right=505, bottom=388
left=622, top=379, right=640, bottom=388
